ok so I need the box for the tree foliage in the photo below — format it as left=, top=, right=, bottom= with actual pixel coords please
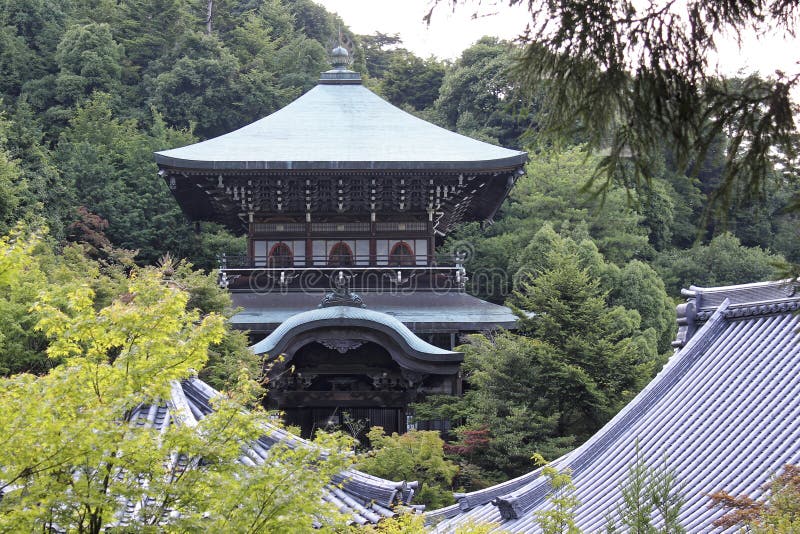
left=1, top=0, right=792, bottom=304
left=357, top=426, right=458, bottom=509
left=511, top=249, right=659, bottom=429
left=0, top=0, right=341, bottom=260
left=0, top=227, right=50, bottom=376
left=654, top=232, right=782, bottom=295
left=710, top=464, right=800, bottom=532
left=0, top=0, right=796, bottom=516
left=432, top=36, right=538, bottom=148
left=0, top=119, right=24, bottom=234
left=534, top=454, right=581, bottom=534
left=507, top=147, right=652, bottom=264
left=360, top=31, right=403, bottom=79
left=417, top=244, right=660, bottom=481
left=605, top=452, right=685, bottom=533
left=380, top=50, right=445, bottom=111
left=55, top=23, right=123, bottom=107
left=438, top=0, right=800, bottom=216
left=0, top=229, right=353, bottom=532
left=0, top=219, right=253, bottom=387
left=53, top=93, right=245, bottom=267
left=361, top=513, right=499, bottom=534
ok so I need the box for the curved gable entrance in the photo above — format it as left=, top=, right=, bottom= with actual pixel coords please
left=251, top=306, right=463, bottom=438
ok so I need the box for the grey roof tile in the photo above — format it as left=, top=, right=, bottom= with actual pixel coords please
left=123, top=377, right=416, bottom=526
left=430, top=279, right=800, bottom=532
left=249, top=305, right=460, bottom=359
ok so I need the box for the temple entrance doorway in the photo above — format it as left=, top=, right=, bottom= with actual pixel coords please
left=282, top=407, right=406, bottom=441
left=270, top=341, right=412, bottom=439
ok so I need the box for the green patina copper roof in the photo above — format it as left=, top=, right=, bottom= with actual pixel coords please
left=229, top=291, right=519, bottom=333
left=249, top=305, right=462, bottom=361
left=155, top=71, right=527, bottom=171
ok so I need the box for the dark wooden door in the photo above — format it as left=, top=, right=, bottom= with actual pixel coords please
left=282, top=407, right=406, bottom=439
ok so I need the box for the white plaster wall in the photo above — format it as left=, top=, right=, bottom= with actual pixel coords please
left=292, top=240, right=305, bottom=265
left=312, top=240, right=326, bottom=265
left=376, top=240, right=389, bottom=265
left=355, top=239, right=370, bottom=265
left=414, top=239, right=428, bottom=265
left=253, top=240, right=267, bottom=267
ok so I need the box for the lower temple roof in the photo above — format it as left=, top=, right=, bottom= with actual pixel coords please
left=123, top=378, right=418, bottom=527
left=427, top=279, right=800, bottom=532
left=229, top=290, right=518, bottom=334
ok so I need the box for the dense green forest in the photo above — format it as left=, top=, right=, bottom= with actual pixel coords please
left=1, top=0, right=798, bottom=521
left=1, top=0, right=793, bottom=275
left=1, top=0, right=793, bottom=273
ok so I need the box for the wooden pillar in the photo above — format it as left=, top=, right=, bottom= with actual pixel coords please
left=427, top=210, right=435, bottom=266
left=305, top=214, right=313, bottom=266
left=369, top=211, right=377, bottom=266
left=247, top=222, right=254, bottom=265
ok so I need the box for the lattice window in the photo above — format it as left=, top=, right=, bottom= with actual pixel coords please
left=268, top=242, right=294, bottom=268
left=328, top=242, right=354, bottom=267
left=388, top=241, right=415, bottom=266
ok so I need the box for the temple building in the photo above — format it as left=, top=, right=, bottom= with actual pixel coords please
left=156, top=48, right=526, bottom=437
left=121, top=377, right=420, bottom=526
left=115, top=279, right=800, bottom=530
left=428, top=279, right=800, bottom=532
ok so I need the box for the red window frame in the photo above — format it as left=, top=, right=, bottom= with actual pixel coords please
left=268, top=242, right=294, bottom=268
left=388, top=241, right=415, bottom=266
left=328, top=242, right=354, bottom=267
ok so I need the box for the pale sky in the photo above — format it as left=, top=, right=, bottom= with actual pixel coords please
left=314, top=0, right=798, bottom=79
left=315, top=0, right=529, bottom=60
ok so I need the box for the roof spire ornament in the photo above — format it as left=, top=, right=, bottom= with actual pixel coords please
left=329, top=26, right=353, bottom=70
left=330, top=45, right=350, bottom=69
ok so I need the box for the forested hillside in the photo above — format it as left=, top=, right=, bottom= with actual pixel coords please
left=2, top=0, right=793, bottom=277
left=1, top=0, right=796, bottom=492
left=0, top=0, right=359, bottom=266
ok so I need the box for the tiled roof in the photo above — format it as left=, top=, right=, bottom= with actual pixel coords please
left=428, top=279, right=800, bottom=532
left=686, top=279, right=799, bottom=311
left=121, top=377, right=418, bottom=526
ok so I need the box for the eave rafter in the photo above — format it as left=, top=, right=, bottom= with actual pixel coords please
left=161, top=167, right=522, bottom=235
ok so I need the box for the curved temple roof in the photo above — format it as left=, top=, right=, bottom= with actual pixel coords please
left=249, top=305, right=463, bottom=374
left=121, top=377, right=418, bottom=527
left=155, top=71, right=527, bottom=172
left=428, top=279, right=800, bottom=532
left=251, top=305, right=459, bottom=357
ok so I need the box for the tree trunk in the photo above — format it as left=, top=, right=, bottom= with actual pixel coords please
left=205, top=0, right=213, bottom=35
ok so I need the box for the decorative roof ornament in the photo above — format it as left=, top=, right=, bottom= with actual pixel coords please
left=783, top=279, right=798, bottom=296
left=319, top=338, right=366, bottom=354
left=328, top=27, right=354, bottom=70
left=330, top=45, right=351, bottom=70
left=319, top=270, right=366, bottom=308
